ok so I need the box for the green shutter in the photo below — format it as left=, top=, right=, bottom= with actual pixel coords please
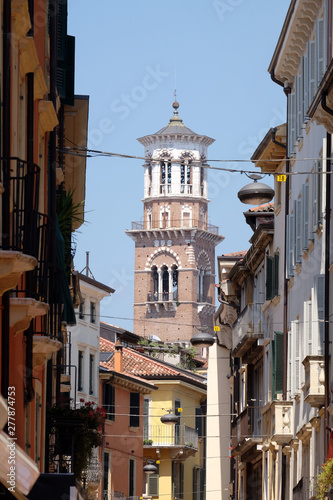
left=148, top=473, right=159, bottom=496
left=273, top=253, right=279, bottom=297
left=271, top=331, right=283, bottom=400
left=193, top=467, right=198, bottom=500
left=266, top=255, right=273, bottom=300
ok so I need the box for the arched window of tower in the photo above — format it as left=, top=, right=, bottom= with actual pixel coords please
left=148, top=264, right=178, bottom=303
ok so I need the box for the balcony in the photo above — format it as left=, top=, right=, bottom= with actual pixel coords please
left=144, top=424, right=198, bottom=459
left=231, top=406, right=262, bottom=460
left=232, top=303, right=264, bottom=359
left=147, top=291, right=178, bottom=303
left=0, top=157, right=41, bottom=295
left=261, top=400, right=293, bottom=445
left=303, top=355, right=325, bottom=407
left=130, top=218, right=219, bottom=234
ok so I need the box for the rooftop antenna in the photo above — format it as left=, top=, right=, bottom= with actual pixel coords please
left=81, top=251, right=95, bottom=279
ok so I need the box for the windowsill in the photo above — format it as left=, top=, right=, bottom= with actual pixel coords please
left=129, top=426, right=140, bottom=433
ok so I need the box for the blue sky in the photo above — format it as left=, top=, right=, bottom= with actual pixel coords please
left=68, top=0, right=291, bottom=329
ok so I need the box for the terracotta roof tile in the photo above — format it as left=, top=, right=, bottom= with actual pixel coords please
left=100, top=338, right=206, bottom=386
left=248, top=202, right=274, bottom=213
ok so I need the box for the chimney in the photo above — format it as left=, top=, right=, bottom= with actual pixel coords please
left=114, top=339, right=123, bottom=372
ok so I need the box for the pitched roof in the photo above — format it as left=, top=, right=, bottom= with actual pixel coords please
left=100, top=338, right=206, bottom=389
left=247, top=202, right=274, bottom=213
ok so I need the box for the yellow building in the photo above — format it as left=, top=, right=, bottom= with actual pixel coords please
left=99, top=337, right=207, bottom=500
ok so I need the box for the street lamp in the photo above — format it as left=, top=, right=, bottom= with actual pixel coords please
left=143, top=459, right=157, bottom=474
left=160, top=409, right=180, bottom=425
left=237, top=173, right=274, bottom=205
left=190, top=326, right=215, bottom=348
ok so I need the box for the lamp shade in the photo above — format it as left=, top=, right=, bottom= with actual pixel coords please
left=190, top=331, right=215, bottom=348
left=143, top=461, right=157, bottom=474
left=237, top=181, right=274, bottom=205
left=160, top=410, right=179, bottom=425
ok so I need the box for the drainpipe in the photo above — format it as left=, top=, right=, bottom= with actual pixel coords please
left=282, top=88, right=291, bottom=401
left=320, top=93, right=333, bottom=459
left=25, top=72, right=35, bottom=404
left=49, top=0, right=59, bottom=402
left=1, top=0, right=11, bottom=399
left=270, top=70, right=290, bottom=400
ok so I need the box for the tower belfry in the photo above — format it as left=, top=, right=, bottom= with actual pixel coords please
left=126, top=101, right=224, bottom=342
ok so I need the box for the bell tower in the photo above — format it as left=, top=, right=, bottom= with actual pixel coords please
left=126, top=101, right=224, bottom=342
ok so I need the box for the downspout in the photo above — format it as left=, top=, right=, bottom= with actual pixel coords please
left=321, top=92, right=333, bottom=459
left=1, top=0, right=11, bottom=399
left=282, top=88, right=291, bottom=401
left=48, top=0, right=60, bottom=402
left=271, top=69, right=290, bottom=401
left=25, top=72, right=35, bottom=404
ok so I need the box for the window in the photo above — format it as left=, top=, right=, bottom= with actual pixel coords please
left=289, top=321, right=300, bottom=395
left=90, top=301, right=96, bottom=324
left=104, top=452, right=111, bottom=498
left=78, top=350, right=84, bottom=391
left=79, top=300, right=85, bottom=320
left=195, top=407, right=203, bottom=438
left=312, top=159, right=323, bottom=231
left=89, top=354, right=94, bottom=395
left=130, top=393, right=140, bottom=427
left=172, top=461, right=184, bottom=499
left=129, top=458, right=136, bottom=497
left=147, top=464, right=159, bottom=496
left=175, top=399, right=181, bottom=445
left=313, top=274, right=325, bottom=355
left=181, top=158, right=192, bottom=193
left=143, top=398, right=149, bottom=440
left=271, top=331, right=283, bottom=401
left=266, top=253, right=279, bottom=300
left=103, top=384, right=115, bottom=421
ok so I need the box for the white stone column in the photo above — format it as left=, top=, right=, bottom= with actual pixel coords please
left=157, top=270, right=163, bottom=300
left=172, top=161, right=181, bottom=195
left=152, top=161, right=160, bottom=197
left=168, top=269, right=173, bottom=300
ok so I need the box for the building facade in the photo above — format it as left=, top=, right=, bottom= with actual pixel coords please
left=126, top=102, right=223, bottom=342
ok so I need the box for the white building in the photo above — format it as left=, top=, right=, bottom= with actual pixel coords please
left=68, top=271, right=114, bottom=407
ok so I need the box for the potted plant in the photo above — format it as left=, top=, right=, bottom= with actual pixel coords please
left=316, top=458, right=333, bottom=500
left=47, top=400, right=105, bottom=480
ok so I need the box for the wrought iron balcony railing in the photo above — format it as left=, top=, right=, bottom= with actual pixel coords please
left=144, top=424, right=198, bottom=449
left=130, top=218, right=219, bottom=234
left=1, top=157, right=40, bottom=255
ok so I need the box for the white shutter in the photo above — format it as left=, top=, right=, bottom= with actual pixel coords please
left=295, top=198, right=302, bottom=262
left=291, top=321, right=300, bottom=395
left=287, top=329, right=292, bottom=397
left=303, top=53, right=309, bottom=119
left=316, top=19, right=324, bottom=86
left=304, top=300, right=312, bottom=358
left=296, top=73, right=303, bottom=138
left=314, top=275, right=325, bottom=354
left=316, top=159, right=323, bottom=227
left=302, top=183, right=309, bottom=249
left=308, top=40, right=316, bottom=104
left=311, top=162, right=317, bottom=234
left=288, top=213, right=294, bottom=276
left=288, top=92, right=296, bottom=156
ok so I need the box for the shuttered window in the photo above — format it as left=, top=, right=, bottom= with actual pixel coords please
left=316, top=18, right=324, bottom=86
left=291, top=321, right=300, bottom=395
left=148, top=473, right=159, bottom=496
left=295, top=198, right=302, bottom=263
left=308, top=40, right=316, bottom=104
left=103, top=384, right=115, bottom=421
left=266, top=254, right=279, bottom=300
left=271, top=331, right=284, bottom=401
left=302, top=183, right=309, bottom=249
left=304, top=300, right=312, bottom=357
left=303, top=53, right=309, bottom=119
left=130, top=393, right=140, bottom=427
left=288, top=92, right=296, bottom=156
left=195, top=407, right=203, bottom=438
left=296, top=73, right=303, bottom=139
left=314, top=275, right=325, bottom=354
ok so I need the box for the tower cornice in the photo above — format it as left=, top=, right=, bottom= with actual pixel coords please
left=137, top=134, right=214, bottom=147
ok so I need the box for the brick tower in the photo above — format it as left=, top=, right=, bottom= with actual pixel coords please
left=126, top=101, right=224, bottom=342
